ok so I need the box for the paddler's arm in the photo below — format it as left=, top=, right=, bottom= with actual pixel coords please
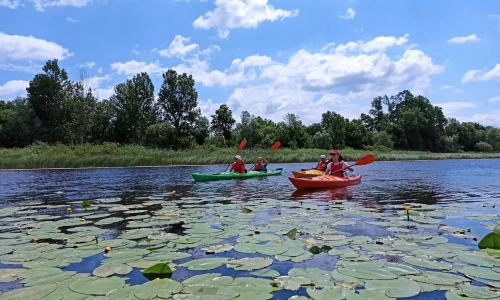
left=342, top=161, right=354, bottom=172
left=324, top=163, right=331, bottom=175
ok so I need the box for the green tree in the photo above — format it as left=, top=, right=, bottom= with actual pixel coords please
left=110, top=72, right=158, bottom=145
left=157, top=69, right=200, bottom=149
left=192, top=115, right=210, bottom=145
left=321, top=111, right=347, bottom=149
left=210, top=104, right=236, bottom=141
left=26, top=59, right=72, bottom=143
left=345, top=119, right=367, bottom=149
left=0, top=98, right=42, bottom=147
left=312, top=131, right=332, bottom=150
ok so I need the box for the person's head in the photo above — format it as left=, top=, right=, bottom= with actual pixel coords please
left=234, top=155, right=242, bottom=163
left=257, top=156, right=263, bottom=163
left=330, top=150, right=344, bottom=162
left=320, top=155, right=327, bottom=162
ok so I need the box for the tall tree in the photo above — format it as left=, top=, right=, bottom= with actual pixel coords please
left=321, top=111, right=347, bottom=149
left=157, top=69, right=200, bottom=149
left=110, top=72, right=158, bottom=144
left=210, top=104, right=235, bottom=141
left=26, top=59, right=71, bottom=143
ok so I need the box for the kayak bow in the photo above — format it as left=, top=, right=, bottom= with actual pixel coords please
left=288, top=175, right=362, bottom=190
left=291, top=169, right=324, bottom=178
left=192, top=169, right=283, bottom=182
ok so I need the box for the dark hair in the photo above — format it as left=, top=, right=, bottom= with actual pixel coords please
left=328, top=154, right=345, bottom=163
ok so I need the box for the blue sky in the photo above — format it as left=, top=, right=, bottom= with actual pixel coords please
left=1, top=0, right=499, bottom=126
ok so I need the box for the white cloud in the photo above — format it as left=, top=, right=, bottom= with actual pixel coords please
left=462, top=64, right=500, bottom=83
left=457, top=111, right=500, bottom=127
left=489, top=96, right=500, bottom=103
left=80, top=61, right=95, bottom=68
left=0, top=80, right=29, bottom=100
left=448, top=34, right=479, bottom=44
left=97, top=67, right=102, bottom=74
left=131, top=44, right=140, bottom=55
left=31, top=0, right=96, bottom=12
left=0, top=0, right=21, bottom=9
left=0, top=32, right=72, bottom=61
left=110, top=34, right=444, bottom=124
left=441, top=85, right=454, bottom=89
left=192, top=0, right=299, bottom=38
left=434, top=101, right=477, bottom=115
left=66, top=17, right=77, bottom=22
left=339, top=7, right=356, bottom=20
left=110, top=60, right=168, bottom=76
left=158, top=35, right=199, bottom=58
left=335, top=34, right=410, bottom=53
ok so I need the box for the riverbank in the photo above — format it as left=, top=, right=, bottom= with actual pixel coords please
left=0, top=143, right=499, bottom=170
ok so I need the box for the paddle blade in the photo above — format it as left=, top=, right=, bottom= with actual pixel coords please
left=238, top=139, right=247, bottom=152
left=270, top=141, right=281, bottom=151
left=354, top=153, right=375, bottom=166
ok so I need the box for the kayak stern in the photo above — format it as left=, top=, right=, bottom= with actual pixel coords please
left=288, top=175, right=362, bottom=190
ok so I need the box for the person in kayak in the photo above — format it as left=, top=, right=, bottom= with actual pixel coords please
left=253, top=157, right=268, bottom=172
left=324, top=150, right=353, bottom=177
left=229, top=155, right=246, bottom=173
left=314, top=155, right=329, bottom=171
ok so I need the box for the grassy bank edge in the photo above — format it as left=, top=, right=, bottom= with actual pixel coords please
left=1, top=144, right=499, bottom=170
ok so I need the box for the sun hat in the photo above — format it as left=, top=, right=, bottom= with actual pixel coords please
left=330, top=150, right=340, bottom=155
left=320, top=155, right=326, bottom=159
left=234, top=155, right=241, bottom=159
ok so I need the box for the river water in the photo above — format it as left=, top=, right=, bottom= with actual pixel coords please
left=1, top=159, right=500, bottom=299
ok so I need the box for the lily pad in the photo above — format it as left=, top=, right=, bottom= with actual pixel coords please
left=337, top=266, right=398, bottom=280
left=226, top=257, right=273, bottom=271
left=402, top=256, right=453, bottom=270
left=182, top=273, right=233, bottom=287
left=200, top=243, right=234, bottom=254
left=134, top=278, right=183, bottom=299
left=69, top=276, right=127, bottom=295
left=182, top=258, right=231, bottom=270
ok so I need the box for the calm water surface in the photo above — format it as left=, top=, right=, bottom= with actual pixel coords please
left=1, top=159, right=500, bottom=299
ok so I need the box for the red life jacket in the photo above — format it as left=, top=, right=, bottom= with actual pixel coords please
left=317, top=161, right=328, bottom=171
left=254, top=164, right=263, bottom=171
left=231, top=162, right=245, bottom=173
left=328, top=162, right=344, bottom=177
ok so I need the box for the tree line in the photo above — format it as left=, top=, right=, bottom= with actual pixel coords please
left=0, top=59, right=499, bottom=153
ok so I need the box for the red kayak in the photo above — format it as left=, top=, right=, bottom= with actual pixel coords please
left=288, top=175, right=362, bottom=190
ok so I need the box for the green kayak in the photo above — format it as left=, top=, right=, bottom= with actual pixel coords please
left=192, top=169, right=283, bottom=182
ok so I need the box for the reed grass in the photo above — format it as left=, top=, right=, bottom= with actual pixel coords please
left=0, top=142, right=499, bottom=170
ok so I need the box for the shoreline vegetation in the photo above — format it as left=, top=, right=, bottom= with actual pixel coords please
left=1, top=143, right=499, bottom=170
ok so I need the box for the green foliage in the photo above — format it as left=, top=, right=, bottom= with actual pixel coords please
left=478, top=232, right=500, bottom=249
left=142, top=263, right=173, bottom=280
left=476, top=141, right=494, bottom=152
left=82, top=200, right=91, bottom=211
left=0, top=59, right=498, bottom=157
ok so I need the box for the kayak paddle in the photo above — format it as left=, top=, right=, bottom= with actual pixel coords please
left=329, top=153, right=375, bottom=175
left=249, top=141, right=281, bottom=171
left=224, top=139, right=247, bottom=171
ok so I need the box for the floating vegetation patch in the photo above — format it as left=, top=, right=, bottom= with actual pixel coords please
left=1, top=196, right=500, bottom=299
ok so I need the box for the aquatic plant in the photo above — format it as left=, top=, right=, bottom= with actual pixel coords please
left=0, top=194, right=500, bottom=299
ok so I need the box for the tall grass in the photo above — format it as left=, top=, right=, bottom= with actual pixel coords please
left=0, top=142, right=499, bottom=170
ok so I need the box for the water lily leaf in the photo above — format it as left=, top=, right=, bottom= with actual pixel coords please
left=458, top=266, right=500, bottom=281
left=145, top=251, right=191, bottom=261
left=250, top=269, right=280, bottom=277
left=69, top=276, right=127, bottom=295
left=457, top=253, right=500, bottom=267
left=133, top=278, right=183, bottom=299
left=402, top=256, right=452, bottom=270
left=288, top=268, right=331, bottom=282
left=257, top=243, right=289, bottom=256
left=479, top=233, right=500, bottom=250
left=226, top=257, right=273, bottom=271
left=0, top=246, right=13, bottom=255
left=0, top=268, right=27, bottom=282
left=179, top=285, right=240, bottom=299
left=306, top=287, right=350, bottom=299
left=0, top=282, right=58, bottom=300
left=182, top=258, right=231, bottom=270
left=182, top=273, right=233, bottom=287
left=252, top=233, right=279, bottom=242
left=382, top=262, right=421, bottom=275
left=286, top=228, right=297, bottom=240
left=200, top=243, right=234, bottom=254
left=417, top=282, right=438, bottom=292
left=21, top=271, right=76, bottom=287
left=142, top=262, right=173, bottom=279
left=93, top=263, right=133, bottom=277
left=272, top=276, right=311, bottom=290
left=364, top=277, right=420, bottom=298
left=94, top=217, right=124, bottom=226
left=291, top=251, right=314, bottom=263
left=233, top=243, right=258, bottom=254
left=407, top=271, right=470, bottom=285
left=455, top=283, right=500, bottom=299
left=337, top=267, right=398, bottom=280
